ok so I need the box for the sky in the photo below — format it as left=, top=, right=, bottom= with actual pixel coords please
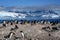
left=0, top=0, right=60, bottom=7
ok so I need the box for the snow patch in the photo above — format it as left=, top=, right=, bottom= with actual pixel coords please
left=0, top=11, right=27, bottom=19
left=42, top=14, right=59, bottom=18
left=0, top=11, right=18, bottom=17
left=52, top=15, right=59, bottom=18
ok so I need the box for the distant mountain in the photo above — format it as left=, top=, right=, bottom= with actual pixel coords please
left=0, top=4, right=60, bottom=20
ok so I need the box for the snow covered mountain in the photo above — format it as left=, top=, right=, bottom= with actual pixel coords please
left=0, top=5, right=60, bottom=21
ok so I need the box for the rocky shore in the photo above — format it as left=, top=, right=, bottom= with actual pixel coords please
left=0, top=21, right=60, bottom=40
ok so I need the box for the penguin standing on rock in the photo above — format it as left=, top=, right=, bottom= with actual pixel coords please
left=20, top=31, right=24, bottom=38
left=10, top=22, right=13, bottom=25
left=2, top=23, right=6, bottom=27
left=4, top=32, right=15, bottom=40
left=2, top=21, right=7, bottom=27
left=10, top=25, right=18, bottom=31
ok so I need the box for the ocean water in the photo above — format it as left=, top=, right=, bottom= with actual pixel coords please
left=0, top=18, right=60, bottom=23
